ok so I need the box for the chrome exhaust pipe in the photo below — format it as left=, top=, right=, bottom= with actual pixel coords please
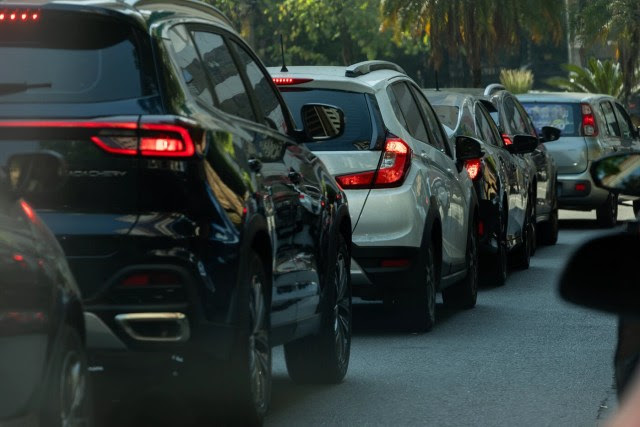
left=115, top=312, right=190, bottom=342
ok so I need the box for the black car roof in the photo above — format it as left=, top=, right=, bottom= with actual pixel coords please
left=0, top=0, right=235, bottom=32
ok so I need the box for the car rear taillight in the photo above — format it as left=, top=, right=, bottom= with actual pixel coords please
left=581, top=103, right=598, bottom=136
left=0, top=9, right=39, bottom=22
left=336, top=136, right=411, bottom=189
left=272, top=77, right=313, bottom=85
left=501, top=133, right=513, bottom=146
left=111, top=271, right=186, bottom=304
left=0, top=118, right=196, bottom=158
left=464, top=158, right=482, bottom=181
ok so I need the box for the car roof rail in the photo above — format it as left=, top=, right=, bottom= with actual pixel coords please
left=484, top=83, right=506, bottom=96
left=129, top=0, right=234, bottom=27
left=345, top=60, right=406, bottom=78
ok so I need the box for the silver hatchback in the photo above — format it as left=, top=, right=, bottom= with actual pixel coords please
left=518, top=92, right=640, bottom=227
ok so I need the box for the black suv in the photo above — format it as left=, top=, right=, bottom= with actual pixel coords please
left=0, top=1, right=352, bottom=423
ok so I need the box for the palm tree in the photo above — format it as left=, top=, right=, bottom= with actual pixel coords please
left=573, top=0, right=640, bottom=101
left=546, top=58, right=623, bottom=97
left=380, top=0, right=564, bottom=87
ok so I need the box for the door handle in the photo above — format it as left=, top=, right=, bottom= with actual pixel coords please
left=248, top=158, right=262, bottom=172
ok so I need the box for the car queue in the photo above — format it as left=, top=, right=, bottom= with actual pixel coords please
left=1, top=1, right=640, bottom=426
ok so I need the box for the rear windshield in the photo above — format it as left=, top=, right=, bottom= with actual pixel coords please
left=279, top=89, right=374, bottom=151
left=521, top=102, right=581, bottom=137
left=0, top=10, right=156, bottom=103
left=432, top=105, right=459, bottom=129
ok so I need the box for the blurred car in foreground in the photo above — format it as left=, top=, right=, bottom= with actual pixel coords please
left=0, top=153, right=88, bottom=426
left=559, top=151, right=640, bottom=400
left=425, top=90, right=540, bottom=284
left=519, top=92, right=640, bottom=227
left=0, top=1, right=352, bottom=424
left=270, top=61, right=482, bottom=331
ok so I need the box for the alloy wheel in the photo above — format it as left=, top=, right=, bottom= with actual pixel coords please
left=333, top=251, right=351, bottom=369
left=248, top=274, right=270, bottom=413
left=60, top=350, right=86, bottom=427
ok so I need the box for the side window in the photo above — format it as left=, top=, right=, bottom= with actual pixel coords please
left=191, top=31, right=256, bottom=121
left=166, top=25, right=214, bottom=107
left=386, top=86, right=408, bottom=129
left=411, top=85, right=448, bottom=153
left=614, top=103, right=634, bottom=139
left=504, top=97, right=528, bottom=134
left=475, top=105, right=500, bottom=146
left=389, top=82, right=430, bottom=144
left=229, top=40, right=288, bottom=133
left=600, top=101, right=621, bottom=137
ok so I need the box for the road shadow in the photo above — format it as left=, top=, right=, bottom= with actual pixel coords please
left=352, top=301, right=458, bottom=335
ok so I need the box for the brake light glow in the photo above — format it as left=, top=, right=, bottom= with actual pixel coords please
left=272, top=77, right=313, bottom=86
left=501, top=133, right=513, bottom=146
left=139, top=123, right=195, bottom=157
left=464, top=158, right=482, bottom=181
left=0, top=9, right=40, bottom=22
left=20, top=200, right=36, bottom=222
left=336, top=136, right=411, bottom=189
left=575, top=183, right=587, bottom=192
left=581, top=103, right=598, bottom=136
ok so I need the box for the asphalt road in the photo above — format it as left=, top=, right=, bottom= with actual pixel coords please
left=265, top=207, right=636, bottom=427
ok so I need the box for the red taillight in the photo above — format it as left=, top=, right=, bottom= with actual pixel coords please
left=0, top=119, right=195, bottom=158
left=120, top=272, right=181, bottom=287
left=581, top=103, right=598, bottom=136
left=464, top=158, right=482, bottom=181
left=0, top=9, right=40, bottom=22
left=272, top=77, right=313, bottom=86
left=336, top=136, right=411, bottom=190
left=575, top=183, right=587, bottom=192
left=501, top=133, right=513, bottom=146
left=20, top=200, right=36, bottom=222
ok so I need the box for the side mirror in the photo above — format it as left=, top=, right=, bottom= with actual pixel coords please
left=6, top=151, right=65, bottom=196
left=559, top=232, right=640, bottom=315
left=591, top=152, right=640, bottom=196
left=300, top=104, right=345, bottom=141
left=540, top=126, right=561, bottom=143
left=455, top=135, right=484, bottom=161
left=506, top=134, right=538, bottom=154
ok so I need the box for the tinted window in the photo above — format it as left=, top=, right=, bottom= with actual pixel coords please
left=230, top=40, right=287, bottom=133
left=504, top=97, right=528, bottom=134
left=0, top=12, right=154, bottom=103
left=476, top=107, right=500, bottom=146
left=390, top=83, right=430, bottom=143
left=192, top=31, right=256, bottom=121
left=432, top=105, right=459, bottom=129
left=280, top=89, right=373, bottom=151
left=614, top=103, right=635, bottom=139
left=166, top=26, right=214, bottom=106
left=412, top=87, right=448, bottom=152
left=600, top=101, right=621, bottom=137
left=521, top=102, right=581, bottom=137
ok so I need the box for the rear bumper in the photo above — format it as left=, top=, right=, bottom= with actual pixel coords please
left=557, top=168, right=609, bottom=209
left=351, top=244, right=422, bottom=299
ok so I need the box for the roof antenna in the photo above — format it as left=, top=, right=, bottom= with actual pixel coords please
left=435, top=71, right=440, bottom=91
left=280, top=34, right=288, bottom=73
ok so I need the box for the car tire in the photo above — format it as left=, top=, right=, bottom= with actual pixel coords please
left=443, top=221, right=478, bottom=309
left=399, top=240, right=437, bottom=332
left=597, top=193, right=618, bottom=228
left=284, top=234, right=351, bottom=384
left=633, top=199, right=640, bottom=218
left=227, top=251, right=271, bottom=426
left=538, top=204, right=559, bottom=246
left=40, top=327, right=91, bottom=427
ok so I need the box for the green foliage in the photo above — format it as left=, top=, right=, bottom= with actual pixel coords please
left=380, top=0, right=564, bottom=86
left=546, top=58, right=623, bottom=97
left=572, top=0, right=640, bottom=100
left=499, top=69, right=533, bottom=94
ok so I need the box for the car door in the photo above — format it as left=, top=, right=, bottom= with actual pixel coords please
left=474, top=103, right=507, bottom=206
left=410, top=85, right=468, bottom=271
left=227, top=36, right=325, bottom=323
left=599, top=100, right=625, bottom=153
left=189, top=27, right=302, bottom=327
left=613, top=101, right=640, bottom=151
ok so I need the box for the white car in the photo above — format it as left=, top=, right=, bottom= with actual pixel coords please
left=270, top=61, right=482, bottom=331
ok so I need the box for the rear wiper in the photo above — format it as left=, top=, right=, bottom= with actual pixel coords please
left=0, top=82, right=52, bottom=96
